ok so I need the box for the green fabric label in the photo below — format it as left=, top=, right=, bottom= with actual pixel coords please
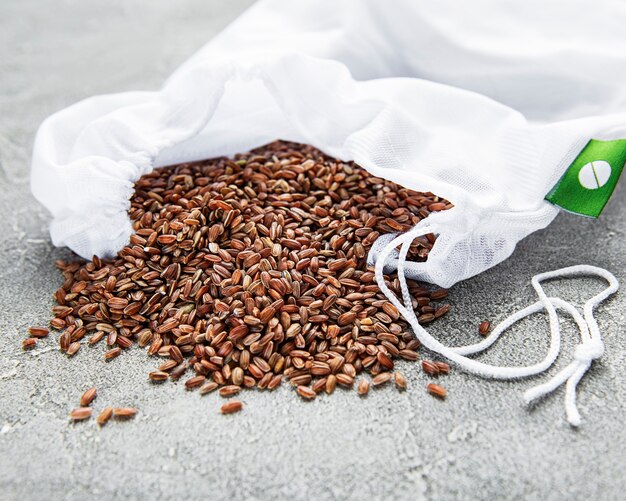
left=545, top=139, right=626, bottom=217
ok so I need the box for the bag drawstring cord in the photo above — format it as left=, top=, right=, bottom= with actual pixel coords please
left=373, top=222, right=619, bottom=426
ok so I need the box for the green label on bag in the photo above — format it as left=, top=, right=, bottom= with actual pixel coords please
left=545, top=139, right=626, bottom=217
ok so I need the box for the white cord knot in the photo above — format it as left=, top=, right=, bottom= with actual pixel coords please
left=574, top=340, right=604, bottom=363
left=373, top=226, right=620, bottom=428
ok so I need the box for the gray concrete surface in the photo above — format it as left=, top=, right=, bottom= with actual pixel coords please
left=0, top=1, right=624, bottom=500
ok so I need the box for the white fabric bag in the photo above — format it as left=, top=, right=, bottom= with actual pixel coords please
left=31, top=0, right=622, bottom=425
left=32, top=0, right=626, bottom=285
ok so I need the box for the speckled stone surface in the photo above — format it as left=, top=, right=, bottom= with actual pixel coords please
left=0, top=2, right=624, bottom=500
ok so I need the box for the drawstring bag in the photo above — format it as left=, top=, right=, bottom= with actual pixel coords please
left=31, top=0, right=622, bottom=425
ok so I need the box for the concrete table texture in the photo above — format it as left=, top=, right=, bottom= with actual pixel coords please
left=0, top=1, right=624, bottom=500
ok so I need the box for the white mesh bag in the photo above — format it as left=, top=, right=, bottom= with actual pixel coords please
left=31, top=0, right=623, bottom=425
